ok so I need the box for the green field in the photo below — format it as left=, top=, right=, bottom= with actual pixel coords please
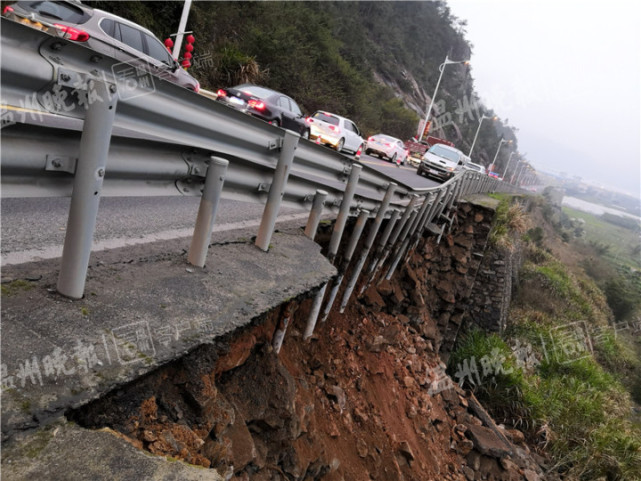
left=563, top=206, right=641, bottom=272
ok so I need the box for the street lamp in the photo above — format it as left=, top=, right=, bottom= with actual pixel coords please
left=502, top=151, right=518, bottom=181
left=468, top=115, right=497, bottom=157
left=515, top=163, right=529, bottom=186
left=419, top=55, right=470, bottom=142
left=490, top=139, right=512, bottom=173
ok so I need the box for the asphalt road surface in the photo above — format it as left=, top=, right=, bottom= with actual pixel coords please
left=1, top=153, right=442, bottom=265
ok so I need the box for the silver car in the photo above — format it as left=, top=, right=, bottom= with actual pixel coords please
left=3, top=0, right=199, bottom=91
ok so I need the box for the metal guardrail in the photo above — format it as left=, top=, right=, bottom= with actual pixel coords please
left=1, top=17, right=518, bottom=327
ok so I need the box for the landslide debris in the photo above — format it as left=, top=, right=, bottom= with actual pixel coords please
left=69, top=199, right=550, bottom=480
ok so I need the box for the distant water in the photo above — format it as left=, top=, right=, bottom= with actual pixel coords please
left=563, top=196, right=641, bottom=221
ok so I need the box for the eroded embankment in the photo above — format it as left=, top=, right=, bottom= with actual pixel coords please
left=67, top=197, right=548, bottom=481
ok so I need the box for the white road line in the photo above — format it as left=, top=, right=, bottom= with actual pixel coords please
left=1, top=212, right=310, bottom=266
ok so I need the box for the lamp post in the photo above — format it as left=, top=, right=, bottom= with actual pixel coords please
left=419, top=55, right=470, bottom=141
left=502, top=151, right=518, bottom=181
left=172, top=0, right=193, bottom=59
left=468, top=115, right=496, bottom=158
left=515, top=163, right=529, bottom=186
left=490, top=139, right=512, bottom=173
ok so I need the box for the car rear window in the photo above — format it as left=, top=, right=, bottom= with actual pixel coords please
left=20, top=0, right=90, bottom=24
left=374, top=135, right=396, bottom=142
left=312, top=112, right=339, bottom=126
left=236, top=85, right=275, bottom=99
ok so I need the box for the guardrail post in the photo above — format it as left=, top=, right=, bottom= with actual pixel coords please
left=384, top=209, right=418, bottom=281
left=57, top=81, right=117, bottom=299
left=340, top=183, right=397, bottom=312
left=327, top=165, right=362, bottom=264
left=188, top=156, right=229, bottom=267
left=272, top=302, right=296, bottom=354
left=321, top=209, right=369, bottom=322
left=359, top=208, right=400, bottom=296
left=367, top=194, right=418, bottom=286
left=304, top=189, right=328, bottom=239
left=255, top=130, right=299, bottom=251
left=304, top=164, right=362, bottom=339
left=385, top=192, right=432, bottom=281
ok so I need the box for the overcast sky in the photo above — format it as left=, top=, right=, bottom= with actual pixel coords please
left=446, top=0, right=640, bottom=198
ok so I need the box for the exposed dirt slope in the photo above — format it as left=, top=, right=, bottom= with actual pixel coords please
left=70, top=200, right=551, bottom=480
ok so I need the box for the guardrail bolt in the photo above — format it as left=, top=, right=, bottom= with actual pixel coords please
left=97, top=168, right=105, bottom=177
left=52, top=159, right=62, bottom=168
left=60, top=73, right=71, bottom=82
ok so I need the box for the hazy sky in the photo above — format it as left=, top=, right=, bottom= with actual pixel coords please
left=446, top=0, right=640, bottom=197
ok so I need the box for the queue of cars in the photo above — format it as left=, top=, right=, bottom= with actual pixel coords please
left=4, top=0, right=491, bottom=182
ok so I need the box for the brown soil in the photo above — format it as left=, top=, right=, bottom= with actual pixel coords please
left=69, top=200, right=551, bottom=480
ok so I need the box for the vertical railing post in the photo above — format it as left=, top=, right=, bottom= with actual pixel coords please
left=273, top=302, right=296, bottom=354
left=304, top=189, right=328, bottom=239
left=384, top=210, right=418, bottom=281
left=255, top=130, right=299, bottom=251
left=340, top=183, right=397, bottom=312
left=385, top=192, right=432, bottom=281
left=304, top=164, right=362, bottom=339
left=188, top=156, right=229, bottom=267
left=57, top=81, right=117, bottom=299
left=369, top=194, right=418, bottom=284
left=359, top=208, right=400, bottom=296
left=326, top=165, right=362, bottom=264
left=321, top=209, right=369, bottom=322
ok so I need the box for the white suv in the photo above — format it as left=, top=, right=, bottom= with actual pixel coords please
left=306, top=111, right=364, bottom=156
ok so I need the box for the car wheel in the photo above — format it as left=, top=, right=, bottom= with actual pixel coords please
left=365, top=149, right=372, bottom=155
left=336, top=138, right=345, bottom=152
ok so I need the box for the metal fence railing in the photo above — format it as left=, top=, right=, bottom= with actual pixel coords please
left=1, top=17, right=519, bottom=327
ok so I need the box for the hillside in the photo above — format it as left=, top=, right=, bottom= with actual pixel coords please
left=85, top=0, right=519, bottom=170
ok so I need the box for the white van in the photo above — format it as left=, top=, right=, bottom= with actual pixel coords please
left=416, top=144, right=469, bottom=182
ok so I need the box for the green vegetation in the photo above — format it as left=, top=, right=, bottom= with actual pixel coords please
left=562, top=206, right=641, bottom=273
left=1, top=279, right=35, bottom=296
left=488, top=198, right=529, bottom=250
left=450, top=198, right=641, bottom=480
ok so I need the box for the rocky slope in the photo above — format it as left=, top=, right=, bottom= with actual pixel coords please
left=68, top=198, right=554, bottom=480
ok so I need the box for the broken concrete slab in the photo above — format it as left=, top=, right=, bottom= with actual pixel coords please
left=1, top=419, right=224, bottom=481
left=1, top=228, right=336, bottom=440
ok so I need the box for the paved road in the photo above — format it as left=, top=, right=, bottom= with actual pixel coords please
left=1, top=153, right=441, bottom=265
left=357, top=153, right=441, bottom=190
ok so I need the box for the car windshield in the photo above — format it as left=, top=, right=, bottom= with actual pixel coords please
left=312, top=112, right=339, bottom=126
left=21, top=0, right=90, bottom=23
left=236, top=85, right=275, bottom=99
left=429, top=144, right=460, bottom=162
